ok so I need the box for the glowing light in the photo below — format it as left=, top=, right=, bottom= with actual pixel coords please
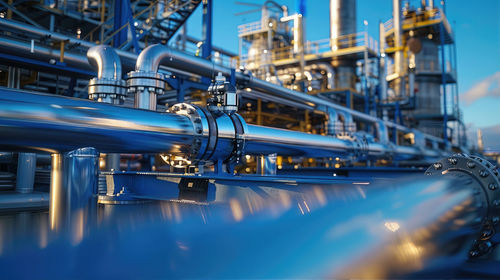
left=230, top=199, right=244, bottom=221
left=384, top=221, right=400, bottom=232
left=245, top=155, right=251, bottom=160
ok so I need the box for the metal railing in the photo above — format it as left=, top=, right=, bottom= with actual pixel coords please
left=383, top=8, right=453, bottom=39
left=238, top=20, right=263, bottom=35
left=240, top=32, right=378, bottom=67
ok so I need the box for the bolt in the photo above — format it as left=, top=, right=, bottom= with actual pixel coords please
left=448, top=157, right=458, bottom=165
left=492, top=216, right=500, bottom=225
left=196, top=128, right=203, bottom=134
left=467, top=161, right=476, bottom=169
left=425, top=171, right=432, bottom=176
left=488, top=183, right=498, bottom=190
left=469, top=250, right=479, bottom=258
left=479, top=169, right=489, bottom=178
left=433, top=162, right=443, bottom=170
left=194, top=118, right=201, bottom=123
left=493, top=200, right=500, bottom=207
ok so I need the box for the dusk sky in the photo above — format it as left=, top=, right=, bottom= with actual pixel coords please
left=183, top=0, right=500, bottom=149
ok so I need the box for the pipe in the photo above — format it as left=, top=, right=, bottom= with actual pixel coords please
left=0, top=19, right=448, bottom=147
left=15, top=153, right=36, bottom=194
left=304, top=63, right=335, bottom=89
left=0, top=192, right=49, bottom=210
left=0, top=88, right=442, bottom=162
left=0, top=88, right=194, bottom=154
left=0, top=152, right=14, bottom=163
left=0, top=27, right=443, bottom=147
left=87, top=46, right=125, bottom=170
left=245, top=124, right=354, bottom=157
left=87, top=45, right=122, bottom=80
left=393, top=0, right=405, bottom=96
left=0, top=176, right=488, bottom=278
left=49, top=147, right=98, bottom=233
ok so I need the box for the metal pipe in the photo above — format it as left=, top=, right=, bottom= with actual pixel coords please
left=87, top=45, right=122, bottom=80
left=245, top=124, right=354, bottom=157
left=0, top=176, right=488, bottom=278
left=49, top=147, right=98, bottom=233
left=0, top=37, right=93, bottom=72
left=86, top=45, right=124, bottom=170
left=15, top=153, right=36, bottom=194
left=0, top=88, right=194, bottom=154
left=0, top=26, right=443, bottom=147
left=0, top=192, right=49, bottom=210
left=393, top=0, right=405, bottom=96
left=0, top=88, right=441, bottom=162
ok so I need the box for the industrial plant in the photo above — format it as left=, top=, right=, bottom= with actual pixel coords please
left=0, top=0, right=498, bottom=278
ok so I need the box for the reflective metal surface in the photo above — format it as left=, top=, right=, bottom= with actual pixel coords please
left=87, top=45, right=122, bottom=80
left=245, top=124, right=353, bottom=157
left=0, top=88, right=194, bottom=153
left=0, top=176, right=488, bottom=278
left=49, top=148, right=98, bottom=233
left=15, top=153, right=36, bottom=193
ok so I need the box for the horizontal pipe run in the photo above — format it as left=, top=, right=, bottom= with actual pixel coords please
left=0, top=88, right=195, bottom=153
left=0, top=176, right=487, bottom=278
left=0, top=192, right=49, bottom=211
left=245, top=124, right=354, bottom=157
left=0, top=88, right=441, bottom=162
left=0, top=21, right=446, bottom=147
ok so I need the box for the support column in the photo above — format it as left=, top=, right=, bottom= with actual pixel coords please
left=49, top=147, right=99, bottom=235
left=16, top=153, right=36, bottom=194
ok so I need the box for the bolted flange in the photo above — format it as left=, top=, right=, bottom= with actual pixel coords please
left=162, top=103, right=210, bottom=168
left=88, top=78, right=127, bottom=103
left=126, top=70, right=167, bottom=95
left=425, top=153, right=500, bottom=258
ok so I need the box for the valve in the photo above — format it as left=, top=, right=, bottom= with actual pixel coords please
left=207, top=72, right=238, bottom=115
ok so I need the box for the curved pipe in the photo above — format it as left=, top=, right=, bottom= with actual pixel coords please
left=304, top=63, right=335, bottom=89
left=87, top=45, right=122, bottom=80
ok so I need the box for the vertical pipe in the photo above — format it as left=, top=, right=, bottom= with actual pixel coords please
left=201, top=0, right=213, bottom=85
left=49, top=147, right=99, bottom=233
left=379, top=21, right=388, bottom=121
left=393, top=0, right=405, bottom=96
left=15, top=153, right=36, bottom=194
left=439, top=23, right=448, bottom=146
left=135, top=90, right=157, bottom=110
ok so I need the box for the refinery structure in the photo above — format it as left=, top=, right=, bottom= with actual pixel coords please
left=0, top=0, right=498, bottom=278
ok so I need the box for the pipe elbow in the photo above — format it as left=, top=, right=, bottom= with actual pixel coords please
left=87, top=45, right=122, bottom=80
left=135, top=44, right=170, bottom=73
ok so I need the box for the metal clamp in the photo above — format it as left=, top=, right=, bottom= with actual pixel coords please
left=226, top=113, right=247, bottom=165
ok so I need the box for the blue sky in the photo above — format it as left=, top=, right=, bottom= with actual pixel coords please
left=183, top=0, right=500, bottom=145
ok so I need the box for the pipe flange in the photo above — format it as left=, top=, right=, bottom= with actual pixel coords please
left=339, top=132, right=368, bottom=160
left=126, top=70, right=167, bottom=95
left=88, top=78, right=127, bottom=101
left=425, top=153, right=500, bottom=228
left=165, top=103, right=210, bottom=167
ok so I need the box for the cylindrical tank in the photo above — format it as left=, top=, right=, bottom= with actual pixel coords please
left=329, top=0, right=357, bottom=89
left=413, top=38, right=442, bottom=137
left=329, top=0, right=356, bottom=50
